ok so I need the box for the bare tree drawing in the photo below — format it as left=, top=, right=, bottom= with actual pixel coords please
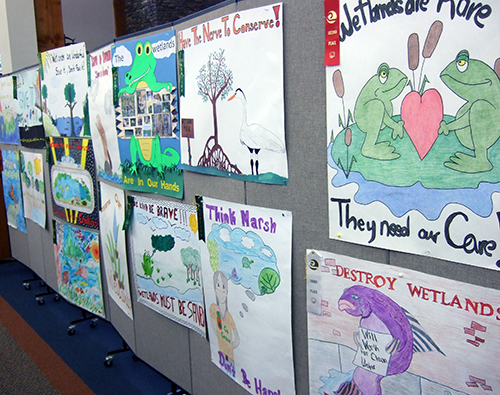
left=196, top=49, right=241, bottom=174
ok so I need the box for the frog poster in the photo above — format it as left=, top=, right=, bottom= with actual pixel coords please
left=1, top=149, right=26, bottom=233
left=53, top=219, right=105, bottom=318
left=178, top=3, right=288, bottom=184
left=88, top=45, right=122, bottom=184
left=327, top=2, right=500, bottom=271
left=112, top=30, right=183, bottom=198
left=99, top=182, right=133, bottom=319
left=39, top=43, right=88, bottom=138
left=306, top=249, right=500, bottom=395
left=0, top=75, right=20, bottom=145
left=199, top=196, right=295, bottom=394
left=19, top=151, right=46, bottom=228
left=15, top=67, right=45, bottom=148
left=47, top=136, right=99, bottom=230
left=128, top=195, right=204, bottom=335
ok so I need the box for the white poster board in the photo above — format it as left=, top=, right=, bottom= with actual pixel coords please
left=89, top=45, right=122, bottom=183
left=307, top=249, right=500, bottom=394
left=128, top=195, right=205, bottom=335
left=201, top=196, right=294, bottom=394
left=99, top=182, right=133, bottom=319
left=327, top=1, right=500, bottom=270
left=179, top=3, right=287, bottom=184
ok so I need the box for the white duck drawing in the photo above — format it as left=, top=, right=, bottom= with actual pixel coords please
left=228, top=88, right=285, bottom=175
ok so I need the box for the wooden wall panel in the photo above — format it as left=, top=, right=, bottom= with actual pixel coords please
left=33, top=0, right=65, bottom=52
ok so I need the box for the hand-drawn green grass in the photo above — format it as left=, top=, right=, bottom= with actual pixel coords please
left=331, top=115, right=500, bottom=189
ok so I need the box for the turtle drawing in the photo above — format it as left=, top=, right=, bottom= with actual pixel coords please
left=241, top=257, right=254, bottom=269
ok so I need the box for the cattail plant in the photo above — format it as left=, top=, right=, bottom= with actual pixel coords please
left=345, top=128, right=352, bottom=147
left=333, top=69, right=346, bottom=130
left=418, top=21, right=443, bottom=93
left=422, top=21, right=443, bottom=58
left=407, top=33, right=419, bottom=91
left=332, top=69, right=356, bottom=177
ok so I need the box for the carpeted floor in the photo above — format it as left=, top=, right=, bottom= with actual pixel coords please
left=0, top=321, right=60, bottom=395
left=0, top=294, right=92, bottom=394
left=0, top=259, right=184, bottom=395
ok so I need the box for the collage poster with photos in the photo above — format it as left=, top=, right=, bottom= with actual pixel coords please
left=48, top=136, right=99, bottom=230
left=112, top=30, right=183, bottom=198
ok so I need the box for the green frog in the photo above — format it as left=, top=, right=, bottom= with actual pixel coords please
left=354, top=63, right=408, bottom=160
left=439, top=50, right=500, bottom=173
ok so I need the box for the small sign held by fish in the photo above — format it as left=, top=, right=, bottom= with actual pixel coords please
left=353, top=327, right=393, bottom=376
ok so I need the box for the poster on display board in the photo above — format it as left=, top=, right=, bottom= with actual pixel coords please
left=39, top=42, right=89, bottom=138
left=306, top=249, right=500, bottom=395
left=15, top=67, right=45, bottom=148
left=0, top=75, right=20, bottom=145
left=47, top=136, right=99, bottom=230
left=1, top=149, right=26, bottom=233
left=88, top=45, right=122, bottom=184
left=128, top=195, right=204, bottom=335
left=53, top=219, right=105, bottom=318
left=178, top=3, right=288, bottom=184
left=200, top=196, right=294, bottom=394
left=112, top=30, right=183, bottom=198
left=326, top=1, right=500, bottom=270
left=19, top=151, right=46, bottom=228
left=99, top=182, right=133, bottom=319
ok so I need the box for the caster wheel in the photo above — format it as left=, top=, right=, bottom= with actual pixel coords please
left=104, top=356, right=113, bottom=367
left=37, top=297, right=44, bottom=305
left=90, top=318, right=98, bottom=329
left=23, top=282, right=31, bottom=290
left=54, top=294, right=60, bottom=302
left=68, top=326, right=76, bottom=336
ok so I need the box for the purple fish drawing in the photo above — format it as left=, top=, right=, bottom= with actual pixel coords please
left=336, top=285, right=444, bottom=395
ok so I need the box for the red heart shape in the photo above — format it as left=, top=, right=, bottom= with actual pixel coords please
left=401, top=89, right=443, bottom=160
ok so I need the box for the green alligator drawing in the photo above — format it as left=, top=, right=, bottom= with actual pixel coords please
left=129, top=135, right=180, bottom=175
left=119, top=41, right=173, bottom=96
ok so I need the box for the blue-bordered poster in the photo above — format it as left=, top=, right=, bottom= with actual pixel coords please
left=112, top=30, right=183, bottom=198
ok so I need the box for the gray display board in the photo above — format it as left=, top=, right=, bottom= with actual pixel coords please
left=3, top=1, right=500, bottom=394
